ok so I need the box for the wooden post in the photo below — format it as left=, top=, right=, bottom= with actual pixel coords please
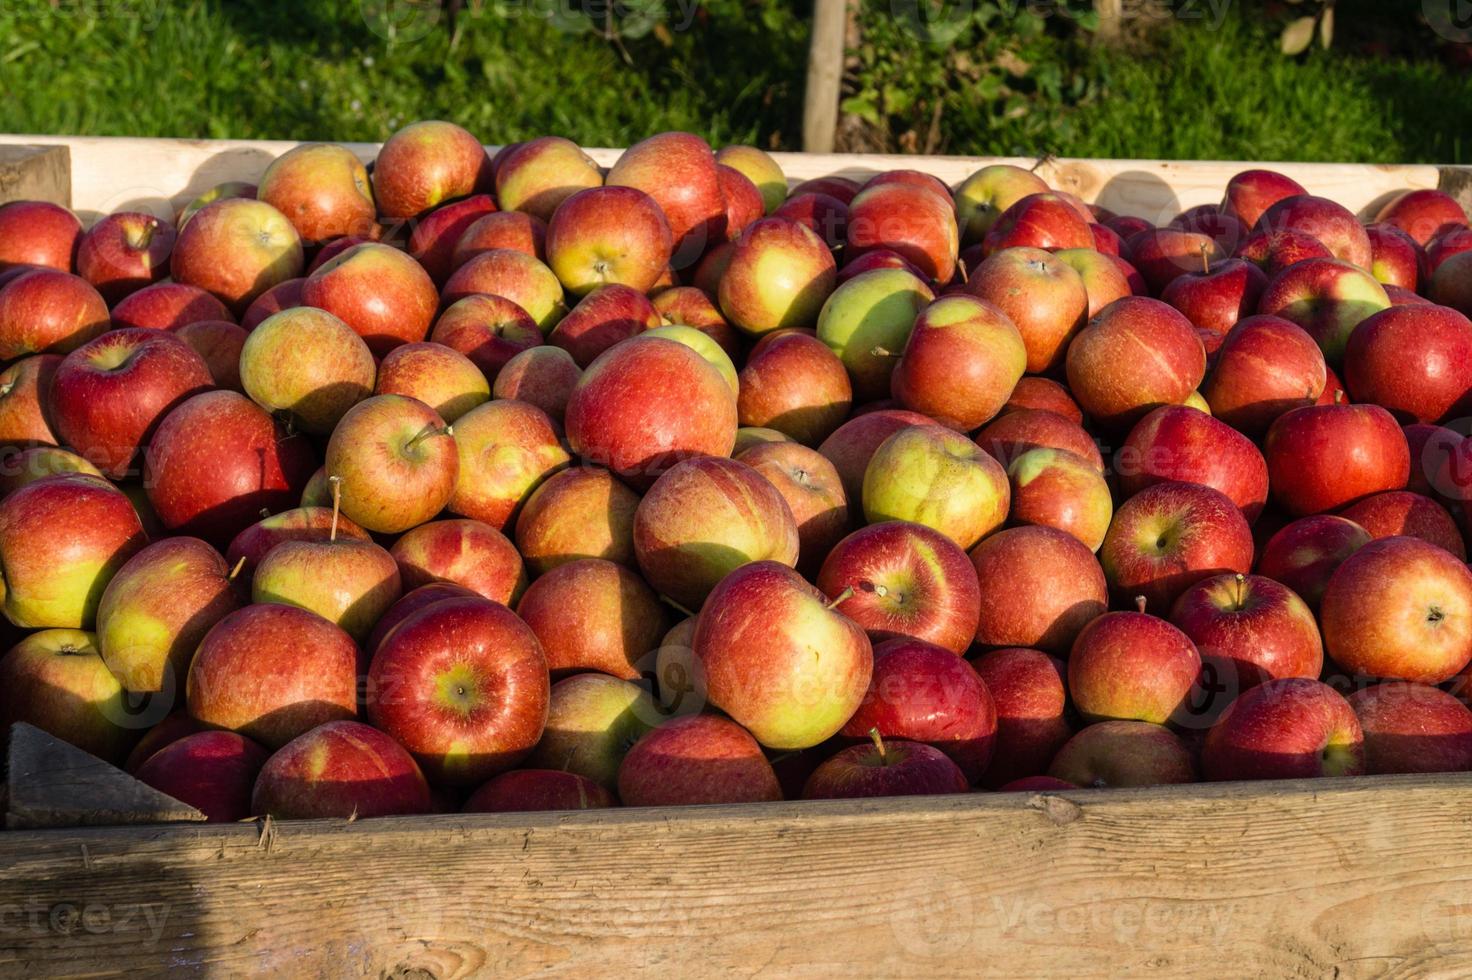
left=1094, top=0, right=1123, bottom=42
left=803, top=0, right=848, bottom=153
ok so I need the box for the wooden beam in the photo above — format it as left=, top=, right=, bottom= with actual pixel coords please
left=1094, top=0, right=1124, bottom=42
left=803, top=0, right=848, bottom=153
left=0, top=144, right=69, bottom=207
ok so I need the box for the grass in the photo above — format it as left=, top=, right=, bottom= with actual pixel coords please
left=0, top=1, right=1467, bottom=164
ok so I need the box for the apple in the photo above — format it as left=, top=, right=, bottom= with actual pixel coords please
left=736, top=441, right=848, bottom=575
left=803, top=734, right=968, bottom=799
left=1258, top=257, right=1394, bottom=366
left=524, top=672, right=659, bottom=788
left=1005, top=448, right=1112, bottom=552
left=1220, top=169, right=1307, bottom=228
left=430, top=293, right=543, bottom=384
left=251, top=719, right=433, bottom=818
left=651, top=286, right=743, bottom=360
left=516, top=557, right=668, bottom=680
left=1256, top=514, right=1370, bottom=612
left=368, top=595, right=548, bottom=785
left=790, top=176, right=860, bottom=204
left=372, top=119, right=491, bottom=219
left=1199, top=315, right=1326, bottom=438
left=840, top=247, right=925, bottom=283
left=0, top=628, right=139, bottom=764
left=976, top=408, right=1103, bottom=471
left=733, top=427, right=790, bottom=454
left=494, top=135, right=603, bottom=222
left=961, top=247, right=1089, bottom=378
left=773, top=192, right=849, bottom=249
left=815, top=267, right=934, bottom=402
left=1342, top=304, right=1472, bottom=424
left=1432, top=250, right=1472, bottom=319
left=463, top=769, right=617, bottom=812
left=0, top=447, right=102, bottom=497
left=1106, top=214, right=1154, bottom=240
left=1235, top=228, right=1334, bottom=277
left=1348, top=682, right=1472, bottom=774
left=443, top=397, right=569, bottom=530
left=75, top=211, right=176, bottom=302
left=0, top=354, right=60, bottom=449
left=253, top=523, right=401, bottom=644
left=389, top=518, right=526, bottom=606
left=716, top=145, right=786, bottom=213
left=847, top=182, right=960, bottom=285
left=1340, top=491, right=1466, bottom=559
left=719, top=217, right=837, bottom=335
left=239, top=276, right=304, bottom=329
left=257, top=142, right=376, bottom=243
left=123, top=711, right=204, bottom=773
left=0, top=200, right=82, bottom=272
left=225, top=505, right=370, bottom=578
left=982, top=192, right=1093, bottom=256
left=970, top=647, right=1071, bottom=787
left=1052, top=247, right=1132, bottom=320
left=171, top=198, right=303, bottom=313
left=1160, top=258, right=1267, bottom=339
left=998, top=775, right=1077, bottom=792
left=1047, top=720, right=1195, bottom=788
left=862, top=423, right=1009, bottom=551
left=970, top=525, right=1107, bottom=654
left=514, top=465, right=640, bottom=575
left=407, top=194, right=497, bottom=284
left=374, top=341, right=490, bottom=423
left=300, top=242, right=437, bottom=355
left=176, top=180, right=258, bottom=229
left=1404, top=423, right=1462, bottom=498
left=1428, top=226, right=1472, bottom=274
left=1375, top=188, right=1469, bottom=246
left=1127, top=228, right=1221, bottom=294
left=364, top=582, right=479, bottom=657
left=694, top=560, right=872, bottom=749
left=1364, top=222, right=1425, bottom=291
left=96, top=536, right=243, bottom=694
left=1202, top=677, right=1363, bottom=780
left=1321, top=536, right=1472, bottom=684
left=1003, top=377, right=1083, bottom=422
left=1170, top=204, right=1247, bottom=255
left=565, top=336, right=736, bottom=490
left=545, top=185, right=673, bottom=296
left=1254, top=195, right=1372, bottom=268
left=0, top=269, right=110, bottom=359
left=1090, top=224, right=1125, bottom=257
left=817, top=408, right=931, bottom=503
left=1385, top=284, right=1434, bottom=307
left=617, top=713, right=782, bottom=806
left=717, top=164, right=765, bottom=240
left=492, top=345, right=582, bottom=423
left=642, top=324, right=739, bottom=395
left=174, top=319, right=248, bottom=392
left=450, top=209, right=547, bottom=269
left=1099, top=481, right=1254, bottom=610
left=549, top=283, right=661, bottom=368
left=889, top=294, right=1026, bottom=432
left=737, top=330, right=851, bottom=445
left=690, top=240, right=735, bottom=296
left=1116, top=405, right=1270, bottom=521
left=129, top=729, right=268, bottom=822
left=324, top=394, right=457, bottom=534
left=606, top=132, right=725, bottom=266
left=1067, top=603, right=1202, bottom=726
left=1064, top=297, right=1206, bottom=432
left=953, top=164, right=1049, bottom=244
left=187, top=603, right=358, bottom=748
left=238, top=307, right=374, bottom=434
left=1264, top=402, right=1409, bottom=516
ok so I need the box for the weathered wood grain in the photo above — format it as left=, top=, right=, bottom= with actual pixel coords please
left=0, top=144, right=70, bottom=206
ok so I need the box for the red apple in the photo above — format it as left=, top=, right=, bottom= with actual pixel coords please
left=545, top=185, right=673, bottom=296
left=1256, top=514, right=1370, bottom=612
left=1405, top=423, right=1462, bottom=498
left=174, top=319, right=248, bottom=392
left=736, top=441, right=848, bottom=575
left=451, top=209, right=547, bottom=269
left=1127, top=228, right=1221, bottom=293
left=493, top=345, right=582, bottom=423
left=1264, top=402, right=1409, bottom=516
left=372, top=119, right=491, bottom=219
left=1432, top=250, right=1472, bottom=319
left=1202, top=677, right=1364, bottom=780
left=364, top=582, right=479, bottom=657
left=494, top=135, right=602, bottom=222
left=133, top=729, right=269, bottom=822
left=300, top=242, right=437, bottom=355
left=1160, top=257, right=1267, bottom=338
left=251, top=719, right=433, bottom=818
left=737, top=330, right=851, bottom=445
left=803, top=734, right=968, bottom=799
left=1068, top=604, right=1202, bottom=726
left=953, top=164, right=1049, bottom=244
left=374, top=341, right=489, bottom=423
left=773, top=192, right=848, bottom=249
left=0, top=200, right=82, bottom=272
left=514, top=465, right=640, bottom=575
left=515, top=557, right=667, bottom=679
left=718, top=164, right=765, bottom=240
left=1428, top=226, right=1472, bottom=275
left=651, top=286, right=742, bottom=359
left=982, top=192, right=1093, bottom=257
left=0, top=354, right=60, bottom=449
left=224, top=506, right=370, bottom=579
left=1235, top=228, right=1335, bottom=277
left=1100, top=481, right=1254, bottom=610
left=617, top=714, right=781, bottom=806
left=76, top=211, right=175, bottom=302
left=1348, top=682, right=1472, bottom=774
left=1343, top=304, right=1472, bottom=423
left=549, top=283, right=660, bottom=368
left=462, top=769, right=617, bottom=812
left=847, top=182, right=960, bottom=285
left=1254, top=194, right=1372, bottom=268
left=1117, top=405, right=1269, bottom=521
left=719, top=217, right=837, bottom=334
left=1375, top=188, right=1469, bottom=246
left=1220, top=169, right=1307, bottom=228
left=890, top=294, right=1026, bottom=431
left=389, top=518, right=526, bottom=606
left=1340, top=491, right=1466, bottom=559
left=1005, top=448, right=1113, bottom=552
left=257, top=142, right=376, bottom=243
left=970, top=525, right=1107, bottom=654
left=1051, top=247, right=1131, bottom=321
left=976, top=408, right=1102, bottom=471
left=0, top=269, right=110, bottom=359
left=1065, top=297, right=1206, bottom=432
left=171, top=198, right=303, bottom=313
left=1170, top=204, right=1247, bottom=255
left=0, top=628, right=140, bottom=764
left=430, top=293, right=542, bottom=384
left=1048, top=720, right=1195, bottom=788
left=606, top=132, right=725, bottom=265
left=1199, top=315, right=1326, bottom=438
left=324, top=394, right=457, bottom=533
left=1003, top=377, right=1082, bottom=422
left=237, top=276, right=303, bottom=329
left=1364, top=222, right=1425, bottom=291
left=971, top=647, right=1071, bottom=787
left=407, top=193, right=498, bottom=284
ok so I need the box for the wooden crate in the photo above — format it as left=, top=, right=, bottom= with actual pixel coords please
left=2, top=135, right=1471, bottom=978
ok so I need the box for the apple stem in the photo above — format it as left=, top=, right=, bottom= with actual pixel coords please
left=404, top=424, right=453, bottom=453
left=826, top=586, right=854, bottom=609
left=228, top=555, right=247, bottom=582
left=328, top=475, right=343, bottom=542
left=1199, top=243, right=1210, bottom=275
left=1134, top=595, right=1147, bottom=614
left=1333, top=388, right=1345, bottom=406
left=868, top=726, right=887, bottom=763
left=868, top=347, right=900, bottom=359
left=1234, top=572, right=1247, bottom=610
left=663, top=596, right=697, bottom=618
left=955, top=259, right=968, bottom=284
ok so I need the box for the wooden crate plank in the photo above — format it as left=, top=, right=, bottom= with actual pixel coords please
left=0, top=144, right=69, bottom=206
left=1, top=775, right=1471, bottom=976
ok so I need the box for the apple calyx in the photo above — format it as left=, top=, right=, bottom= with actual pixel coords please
left=868, top=726, right=889, bottom=764
left=1134, top=595, right=1148, bottom=614
left=826, top=585, right=855, bottom=610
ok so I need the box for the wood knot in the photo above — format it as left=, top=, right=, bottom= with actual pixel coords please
left=1027, top=793, right=1082, bottom=826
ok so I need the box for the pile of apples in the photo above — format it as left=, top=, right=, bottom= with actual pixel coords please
left=2, top=121, right=1472, bottom=824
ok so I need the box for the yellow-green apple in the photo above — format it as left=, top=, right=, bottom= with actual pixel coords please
left=633, top=455, right=797, bottom=610
left=694, top=560, right=872, bottom=749
left=389, top=518, right=526, bottom=605
left=817, top=408, right=931, bottom=503
left=863, top=423, right=1008, bottom=550
left=257, top=142, right=376, bottom=244
left=463, top=769, right=616, bottom=812
left=1169, top=573, right=1323, bottom=709
left=1052, top=246, right=1132, bottom=319
left=0, top=353, right=59, bottom=449
left=971, top=646, right=1071, bottom=787
left=1048, top=720, right=1196, bottom=788
left=1344, top=305, right=1472, bottom=423
left=442, top=248, right=567, bottom=332
left=225, top=505, right=371, bottom=578
left=514, top=466, right=639, bottom=575
left=1202, top=677, right=1363, bottom=780
left=565, top=336, right=736, bottom=490
left=1264, top=401, right=1408, bottom=516
left=718, top=164, right=765, bottom=240
left=75, top=211, right=175, bottom=302
left=815, top=268, right=933, bottom=402
left=1127, top=228, right=1222, bottom=294
left=430, top=293, right=542, bottom=384
left=1068, top=603, right=1203, bottom=726
left=719, top=217, right=836, bottom=335
left=1432, top=250, right=1472, bottom=318
left=839, top=637, right=996, bottom=782
left=606, top=131, right=725, bottom=266
left=1349, top=682, right=1472, bottom=774
left=953, top=164, right=1049, bottom=244
left=252, top=524, right=401, bottom=643
left=1375, top=188, right=1469, bottom=246
left=817, top=520, right=979, bottom=654
left=364, top=581, right=479, bottom=657
left=1118, top=405, right=1269, bottom=521
left=1258, top=258, right=1392, bottom=366
left=1220, top=169, right=1306, bottom=228
left=239, top=307, right=374, bottom=434
left=446, top=398, right=569, bottom=530
left=407, top=194, right=497, bottom=284
left=1100, top=481, right=1253, bottom=610
left=847, top=182, right=959, bottom=285
left=174, top=319, right=248, bottom=392
left=134, top=729, right=269, bottom=822
left=300, top=242, right=437, bottom=355
left=175, top=180, right=257, bottom=229
left=493, top=345, right=581, bottom=423
left=0, top=446, right=101, bottom=497
left=545, top=185, right=673, bottom=296
left=803, top=733, right=968, bottom=799
left=0, top=269, right=109, bottom=359
left=371, top=119, right=491, bottom=219
left=0, top=474, right=147, bottom=628
left=525, top=672, right=660, bottom=788
left=1320, top=535, right=1472, bottom=683
left=964, top=247, right=1088, bottom=376
left=1160, top=257, right=1267, bottom=341
left=1364, top=222, right=1425, bottom=290
left=515, top=557, right=667, bottom=679
left=324, top=394, right=457, bottom=533
left=96, top=536, right=243, bottom=694
left=1065, top=297, right=1206, bottom=432
left=971, top=525, right=1107, bottom=653
left=736, top=441, right=848, bottom=575
left=1006, top=447, right=1112, bottom=552
left=981, top=192, right=1092, bottom=257
left=0, top=200, right=82, bottom=272
left=890, top=294, right=1025, bottom=431
left=374, top=341, right=489, bottom=422
left=367, top=595, right=548, bottom=786
left=1199, top=314, right=1326, bottom=437
left=170, top=198, right=303, bottom=313
left=550, top=283, right=661, bottom=367
left=976, top=408, right=1103, bottom=471
left=494, top=136, right=603, bottom=223
left=737, top=330, right=851, bottom=445
left=0, top=628, right=140, bottom=764
left=716, top=145, right=786, bottom=214
left=1255, top=194, right=1371, bottom=267
left=239, top=276, right=304, bottom=329
left=1257, top=515, right=1370, bottom=611
left=642, top=324, right=738, bottom=395
left=186, top=603, right=358, bottom=748
left=617, top=713, right=781, bottom=806
left=651, top=286, right=743, bottom=359
left=251, top=719, right=433, bottom=818
left=450, top=208, right=547, bottom=269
